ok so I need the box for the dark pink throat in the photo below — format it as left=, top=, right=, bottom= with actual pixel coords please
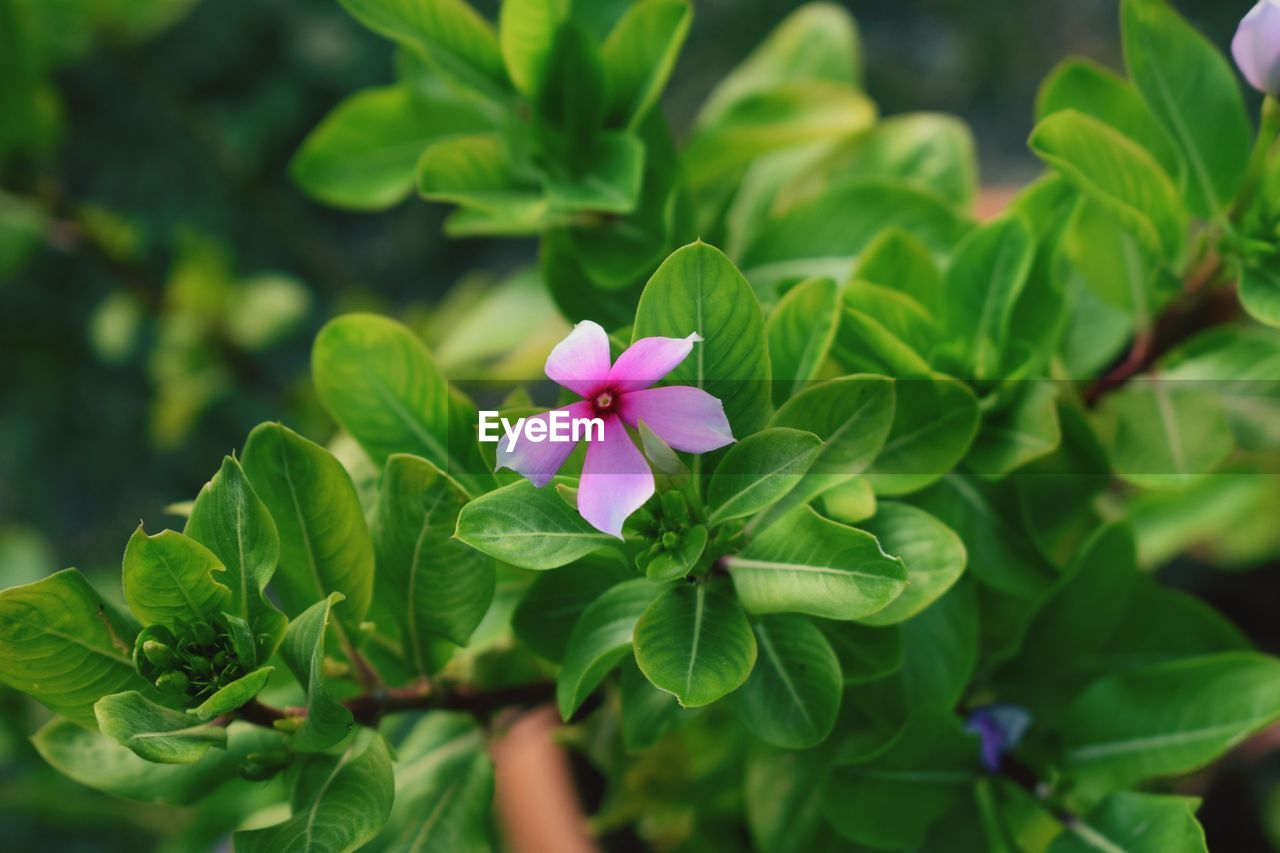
left=593, top=389, right=616, bottom=416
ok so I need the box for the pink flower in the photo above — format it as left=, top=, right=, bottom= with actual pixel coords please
left=497, top=321, right=735, bottom=538
left=1234, top=0, right=1280, bottom=96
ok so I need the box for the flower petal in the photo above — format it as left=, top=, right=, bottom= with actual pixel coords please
left=495, top=402, right=594, bottom=487
left=1234, top=0, right=1280, bottom=95
left=577, top=415, right=654, bottom=538
left=607, top=332, right=701, bottom=392
left=617, top=386, right=735, bottom=453
left=546, top=321, right=613, bottom=397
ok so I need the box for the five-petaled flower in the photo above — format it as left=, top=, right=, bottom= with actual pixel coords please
left=497, top=320, right=735, bottom=537
left=1234, top=0, right=1280, bottom=96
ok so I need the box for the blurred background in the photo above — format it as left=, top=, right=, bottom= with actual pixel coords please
left=0, top=0, right=1272, bottom=849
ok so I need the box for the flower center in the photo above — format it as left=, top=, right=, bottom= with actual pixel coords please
left=595, top=390, right=615, bottom=412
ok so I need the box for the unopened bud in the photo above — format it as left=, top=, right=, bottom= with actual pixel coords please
left=660, top=490, right=688, bottom=522
left=662, top=531, right=680, bottom=550
left=191, top=621, right=216, bottom=646
left=188, top=655, right=212, bottom=675
left=156, top=671, right=189, bottom=693
left=142, top=640, right=175, bottom=669
left=1234, top=1, right=1280, bottom=96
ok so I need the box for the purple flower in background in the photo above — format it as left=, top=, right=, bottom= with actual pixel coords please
left=966, top=704, right=1032, bottom=772
left=498, top=320, right=734, bottom=537
left=1234, top=1, right=1280, bottom=95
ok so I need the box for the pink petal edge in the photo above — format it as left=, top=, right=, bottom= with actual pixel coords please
left=545, top=320, right=612, bottom=397
left=576, top=415, right=655, bottom=538
left=608, top=332, right=702, bottom=393
left=617, top=385, right=735, bottom=454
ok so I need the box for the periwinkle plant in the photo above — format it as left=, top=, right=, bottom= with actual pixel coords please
left=3, top=0, right=1280, bottom=851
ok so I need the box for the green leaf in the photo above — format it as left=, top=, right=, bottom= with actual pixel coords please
left=707, top=428, right=821, bottom=525
left=1061, top=652, right=1280, bottom=788
left=542, top=131, right=644, bottom=214
left=418, top=134, right=547, bottom=235
left=966, top=381, right=1062, bottom=478
left=1035, top=57, right=1183, bottom=183
left=1060, top=199, right=1161, bottom=323
left=818, top=621, right=902, bottom=686
left=685, top=82, right=876, bottom=189
left=1029, top=110, right=1186, bottom=260
left=766, top=276, right=839, bottom=405
left=912, top=475, right=1057, bottom=600
left=235, top=728, right=394, bottom=853
left=535, top=20, right=607, bottom=166
left=619, top=657, right=681, bottom=751
left=498, top=0, right=569, bottom=95
left=1121, top=0, right=1252, bottom=216
left=633, top=583, right=757, bottom=707
left=241, top=422, right=375, bottom=634
left=854, top=227, right=943, bottom=312
left=1095, top=578, right=1248, bottom=672
left=312, top=313, right=490, bottom=496
left=898, top=580, right=980, bottom=709
left=833, top=289, right=934, bottom=377
left=277, top=593, right=354, bottom=753
left=859, top=503, right=966, bottom=626
left=632, top=241, right=772, bottom=437
left=455, top=479, right=614, bottom=569
left=290, top=84, right=492, bottom=211
left=185, top=455, right=287, bottom=651
left=0, top=569, right=146, bottom=727
left=698, top=2, right=862, bottom=124
left=643, top=523, right=707, bottom=582
left=731, top=614, right=842, bottom=749
left=741, top=181, right=970, bottom=288
left=765, top=375, right=897, bottom=517
left=601, top=0, right=691, bottom=128
left=511, top=552, right=634, bottom=661
left=556, top=578, right=662, bottom=719
left=746, top=745, right=837, bottom=853
left=374, top=454, right=495, bottom=666
left=1238, top=254, right=1280, bottom=329
left=372, top=713, right=493, bottom=853
left=1094, top=381, right=1234, bottom=490
left=32, top=718, right=281, bottom=805
left=867, top=375, right=979, bottom=496
left=726, top=507, right=907, bottom=620
left=188, top=666, right=274, bottom=722
left=940, top=215, right=1034, bottom=380
left=337, top=0, right=508, bottom=102
left=1050, top=792, right=1207, bottom=853
left=95, top=691, right=226, bottom=764
left=821, top=712, right=977, bottom=849
left=122, top=526, right=231, bottom=627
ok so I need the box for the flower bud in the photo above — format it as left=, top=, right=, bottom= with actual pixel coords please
left=141, top=640, right=175, bottom=669
left=662, top=531, right=680, bottom=550
left=156, top=671, right=189, bottom=693
left=660, top=490, right=688, bottom=523
left=1234, top=1, right=1280, bottom=96
left=188, top=655, right=213, bottom=675
left=191, top=621, right=216, bottom=646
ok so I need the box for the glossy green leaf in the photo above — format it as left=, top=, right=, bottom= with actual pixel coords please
left=290, top=84, right=492, bottom=211
left=418, top=135, right=547, bottom=235
left=1095, top=381, right=1234, bottom=490
left=542, top=131, right=644, bottom=214
left=241, top=422, right=375, bottom=633
left=1050, top=792, right=1207, bottom=853
left=455, top=479, right=614, bottom=569
left=235, top=728, right=394, bottom=853
left=633, top=583, right=757, bottom=707
left=1035, top=57, right=1183, bottom=182
left=1029, top=110, right=1186, bottom=259
left=95, top=691, right=226, bottom=764
left=337, top=0, right=508, bottom=102
left=122, top=526, right=230, bottom=627
left=498, top=0, right=568, bottom=95
left=818, top=620, right=902, bottom=685
left=313, top=313, right=490, bottom=495
left=371, top=713, right=493, bottom=853
left=1060, top=199, right=1161, bottom=323
left=619, top=657, right=681, bottom=751
left=707, top=428, right=821, bottom=525
left=746, top=745, right=837, bottom=853
left=601, top=0, right=691, bottom=128
left=556, top=578, right=662, bottom=719
left=727, top=507, right=907, bottom=620
left=731, top=614, right=842, bottom=748
left=854, top=227, right=943, bottom=313
left=534, top=19, right=606, bottom=165
left=966, top=381, right=1062, bottom=478
left=374, top=454, right=495, bottom=665
left=188, top=666, right=274, bottom=722
left=741, top=181, right=970, bottom=288
left=1238, top=255, right=1280, bottom=330
left=185, top=455, right=287, bottom=650
left=1121, top=0, right=1251, bottom=216
left=33, top=718, right=280, bottom=805
left=632, top=241, right=772, bottom=437
left=511, top=552, right=634, bottom=661
left=277, top=593, right=354, bottom=753
left=867, top=375, right=979, bottom=496
left=0, top=569, right=146, bottom=727
left=859, top=503, right=966, bottom=626
left=1094, top=578, right=1248, bottom=672
left=1061, top=652, right=1280, bottom=788
left=820, top=712, right=977, bottom=848
left=766, top=276, right=838, bottom=405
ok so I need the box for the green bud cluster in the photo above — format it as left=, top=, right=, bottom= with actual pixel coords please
left=634, top=491, right=707, bottom=579
left=133, top=613, right=262, bottom=705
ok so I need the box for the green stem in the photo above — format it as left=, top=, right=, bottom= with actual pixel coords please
left=1232, top=96, right=1280, bottom=223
